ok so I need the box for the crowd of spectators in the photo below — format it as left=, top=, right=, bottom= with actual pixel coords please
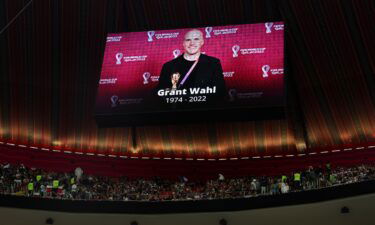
left=0, top=162, right=374, bottom=201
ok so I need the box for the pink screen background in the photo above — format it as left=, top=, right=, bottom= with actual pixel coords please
left=96, top=22, right=284, bottom=113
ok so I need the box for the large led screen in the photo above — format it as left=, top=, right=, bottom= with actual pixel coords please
left=96, top=22, right=285, bottom=125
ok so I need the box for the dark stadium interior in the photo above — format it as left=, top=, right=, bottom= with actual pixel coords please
left=0, top=0, right=375, bottom=224
left=1, top=0, right=374, bottom=158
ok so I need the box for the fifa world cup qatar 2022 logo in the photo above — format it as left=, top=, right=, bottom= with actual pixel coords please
left=228, top=89, right=237, bottom=102
left=173, top=49, right=181, bottom=58
left=265, top=23, right=273, bottom=33
left=262, top=65, right=270, bottom=78
left=205, top=27, right=213, bottom=38
left=147, top=31, right=155, bottom=42
left=232, top=45, right=240, bottom=58
left=143, top=72, right=151, bottom=84
left=110, top=95, right=119, bottom=107
left=115, top=53, right=123, bottom=65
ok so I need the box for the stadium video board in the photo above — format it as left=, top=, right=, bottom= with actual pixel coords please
left=95, top=22, right=285, bottom=126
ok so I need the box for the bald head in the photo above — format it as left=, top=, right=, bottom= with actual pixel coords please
left=183, top=29, right=204, bottom=58
left=184, top=29, right=204, bottom=40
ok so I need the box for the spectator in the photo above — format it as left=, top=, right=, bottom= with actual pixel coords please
left=281, top=181, right=289, bottom=194
left=0, top=162, right=374, bottom=202
left=218, top=173, right=225, bottom=181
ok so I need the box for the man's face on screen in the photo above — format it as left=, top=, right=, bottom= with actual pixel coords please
left=183, top=30, right=204, bottom=55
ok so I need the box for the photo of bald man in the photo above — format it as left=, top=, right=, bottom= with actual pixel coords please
left=156, top=29, right=226, bottom=101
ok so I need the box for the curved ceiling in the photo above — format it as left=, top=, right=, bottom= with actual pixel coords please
left=0, top=0, right=374, bottom=157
